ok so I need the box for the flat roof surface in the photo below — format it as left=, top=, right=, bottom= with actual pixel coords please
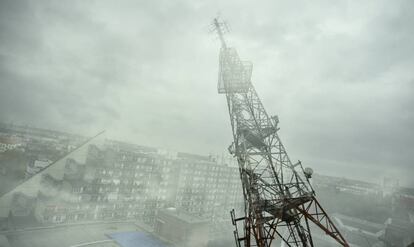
left=108, top=232, right=167, bottom=247
left=4, top=222, right=138, bottom=247
left=158, top=209, right=209, bottom=224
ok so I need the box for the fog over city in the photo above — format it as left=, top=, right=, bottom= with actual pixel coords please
left=1, top=1, right=414, bottom=247
left=1, top=0, right=413, bottom=186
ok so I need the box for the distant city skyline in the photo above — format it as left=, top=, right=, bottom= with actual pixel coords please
left=0, top=121, right=410, bottom=190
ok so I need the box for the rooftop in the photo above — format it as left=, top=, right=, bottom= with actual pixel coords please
left=108, top=231, right=168, bottom=247
left=158, top=208, right=209, bottom=225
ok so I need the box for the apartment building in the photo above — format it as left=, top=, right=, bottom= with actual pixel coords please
left=31, top=140, right=243, bottom=229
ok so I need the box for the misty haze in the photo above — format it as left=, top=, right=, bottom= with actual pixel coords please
left=0, top=0, right=413, bottom=247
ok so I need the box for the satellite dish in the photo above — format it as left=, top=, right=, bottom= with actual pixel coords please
left=304, top=167, right=313, bottom=179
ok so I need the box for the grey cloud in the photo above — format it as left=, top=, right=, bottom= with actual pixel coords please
left=0, top=0, right=413, bottom=186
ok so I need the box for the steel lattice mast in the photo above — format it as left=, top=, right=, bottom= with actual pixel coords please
left=213, top=18, right=349, bottom=247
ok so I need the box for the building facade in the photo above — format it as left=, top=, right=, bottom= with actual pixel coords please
left=28, top=139, right=243, bottom=234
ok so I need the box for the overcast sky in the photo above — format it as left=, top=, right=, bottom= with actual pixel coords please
left=0, top=0, right=413, bottom=186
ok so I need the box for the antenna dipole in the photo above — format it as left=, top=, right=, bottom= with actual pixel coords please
left=213, top=18, right=228, bottom=48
